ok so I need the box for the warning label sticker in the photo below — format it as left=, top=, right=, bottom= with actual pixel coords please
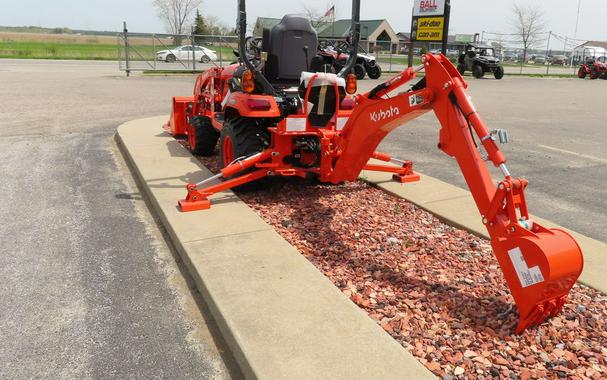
left=409, top=94, right=423, bottom=107
left=508, top=247, right=545, bottom=288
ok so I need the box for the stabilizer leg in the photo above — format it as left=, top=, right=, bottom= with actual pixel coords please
left=364, top=151, right=421, bottom=183
left=178, top=150, right=273, bottom=212
left=178, top=169, right=269, bottom=212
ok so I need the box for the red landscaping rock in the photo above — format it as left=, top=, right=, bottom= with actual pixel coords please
left=186, top=149, right=607, bottom=380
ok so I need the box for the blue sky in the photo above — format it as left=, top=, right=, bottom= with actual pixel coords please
left=0, top=0, right=604, bottom=43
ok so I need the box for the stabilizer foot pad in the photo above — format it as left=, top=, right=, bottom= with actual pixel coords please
left=179, top=199, right=211, bottom=212
left=393, top=172, right=421, bottom=183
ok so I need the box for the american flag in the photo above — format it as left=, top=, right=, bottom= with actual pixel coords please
left=324, top=5, right=335, bottom=17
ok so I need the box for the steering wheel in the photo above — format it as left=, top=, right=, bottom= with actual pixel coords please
left=245, top=37, right=263, bottom=56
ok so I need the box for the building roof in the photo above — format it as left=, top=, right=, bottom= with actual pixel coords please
left=316, top=19, right=384, bottom=39
left=254, top=17, right=282, bottom=32
left=576, top=40, right=607, bottom=50
left=397, top=32, right=411, bottom=41
left=253, top=17, right=396, bottom=42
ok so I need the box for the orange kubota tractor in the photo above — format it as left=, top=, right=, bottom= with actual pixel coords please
left=165, top=0, right=583, bottom=333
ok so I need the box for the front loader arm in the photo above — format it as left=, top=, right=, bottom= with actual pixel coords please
left=331, top=54, right=583, bottom=333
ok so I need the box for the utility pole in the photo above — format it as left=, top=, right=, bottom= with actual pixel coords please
left=574, top=0, right=581, bottom=39
left=545, top=31, right=552, bottom=75
left=571, top=0, right=582, bottom=70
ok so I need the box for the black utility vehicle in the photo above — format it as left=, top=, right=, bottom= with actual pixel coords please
left=457, top=44, right=504, bottom=80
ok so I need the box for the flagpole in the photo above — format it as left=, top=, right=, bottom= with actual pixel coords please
left=332, top=4, right=335, bottom=39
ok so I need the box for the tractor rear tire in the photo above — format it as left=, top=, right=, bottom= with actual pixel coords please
left=494, top=66, right=504, bottom=80
left=353, top=64, right=366, bottom=80
left=366, top=64, right=382, bottom=79
left=189, top=116, right=219, bottom=156
left=578, top=68, right=587, bottom=79
left=457, top=63, right=466, bottom=75
left=472, top=64, right=484, bottom=79
left=219, top=117, right=268, bottom=191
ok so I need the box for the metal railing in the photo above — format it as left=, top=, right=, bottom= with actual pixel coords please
left=117, top=23, right=238, bottom=75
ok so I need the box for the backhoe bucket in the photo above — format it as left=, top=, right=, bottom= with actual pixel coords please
left=491, top=227, right=583, bottom=333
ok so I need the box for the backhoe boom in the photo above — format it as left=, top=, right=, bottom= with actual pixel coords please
left=330, top=54, right=583, bottom=332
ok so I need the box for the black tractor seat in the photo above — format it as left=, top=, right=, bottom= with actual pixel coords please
left=263, top=15, right=318, bottom=87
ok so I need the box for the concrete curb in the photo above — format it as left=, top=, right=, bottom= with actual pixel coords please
left=116, top=116, right=435, bottom=380
left=361, top=161, right=607, bottom=294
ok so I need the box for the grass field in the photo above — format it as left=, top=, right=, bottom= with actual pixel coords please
left=0, top=31, right=236, bottom=61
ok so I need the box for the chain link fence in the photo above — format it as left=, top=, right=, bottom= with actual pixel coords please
left=117, top=28, right=238, bottom=75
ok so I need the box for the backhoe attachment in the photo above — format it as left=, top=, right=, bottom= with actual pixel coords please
left=328, top=54, right=583, bottom=333
left=176, top=52, right=583, bottom=333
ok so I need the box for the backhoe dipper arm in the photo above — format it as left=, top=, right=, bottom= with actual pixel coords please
left=331, top=54, right=583, bottom=333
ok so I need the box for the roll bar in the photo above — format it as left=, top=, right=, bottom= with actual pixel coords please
left=338, top=0, right=361, bottom=77
left=237, top=0, right=275, bottom=95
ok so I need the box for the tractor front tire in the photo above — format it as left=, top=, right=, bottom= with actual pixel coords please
left=353, top=64, right=366, bottom=80
left=457, top=63, right=466, bottom=75
left=472, top=64, right=484, bottom=79
left=494, top=66, right=504, bottom=80
left=366, top=64, right=382, bottom=79
left=578, top=68, right=587, bottom=78
left=188, top=116, right=219, bottom=156
left=219, top=117, right=268, bottom=191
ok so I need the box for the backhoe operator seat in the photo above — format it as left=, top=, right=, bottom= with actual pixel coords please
left=263, top=15, right=318, bottom=84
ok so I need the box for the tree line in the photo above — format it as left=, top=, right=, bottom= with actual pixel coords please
left=153, top=0, right=232, bottom=39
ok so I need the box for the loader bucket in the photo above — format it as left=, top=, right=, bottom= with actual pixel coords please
left=491, top=227, right=583, bottom=333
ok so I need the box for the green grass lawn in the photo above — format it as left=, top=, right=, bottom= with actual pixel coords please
left=0, top=40, right=120, bottom=60
left=0, top=39, right=237, bottom=62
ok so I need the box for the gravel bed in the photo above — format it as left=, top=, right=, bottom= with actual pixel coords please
left=184, top=144, right=607, bottom=380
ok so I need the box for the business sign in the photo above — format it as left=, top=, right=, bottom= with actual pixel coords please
left=455, top=34, right=475, bottom=43
left=413, top=17, right=444, bottom=41
left=413, top=0, right=446, bottom=17
left=410, top=0, right=450, bottom=43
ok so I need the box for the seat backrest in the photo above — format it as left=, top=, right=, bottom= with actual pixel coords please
left=264, top=15, right=318, bottom=82
left=298, top=72, right=346, bottom=127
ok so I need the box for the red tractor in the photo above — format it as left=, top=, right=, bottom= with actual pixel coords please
left=165, top=0, right=583, bottom=334
left=578, top=57, right=607, bottom=79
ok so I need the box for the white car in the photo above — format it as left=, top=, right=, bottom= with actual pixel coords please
left=156, top=45, right=218, bottom=63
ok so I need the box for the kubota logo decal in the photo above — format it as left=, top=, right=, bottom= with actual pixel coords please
left=370, top=106, right=400, bottom=122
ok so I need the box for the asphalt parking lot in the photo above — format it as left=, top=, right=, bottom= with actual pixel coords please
left=0, top=60, right=237, bottom=378
left=0, top=59, right=605, bottom=376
